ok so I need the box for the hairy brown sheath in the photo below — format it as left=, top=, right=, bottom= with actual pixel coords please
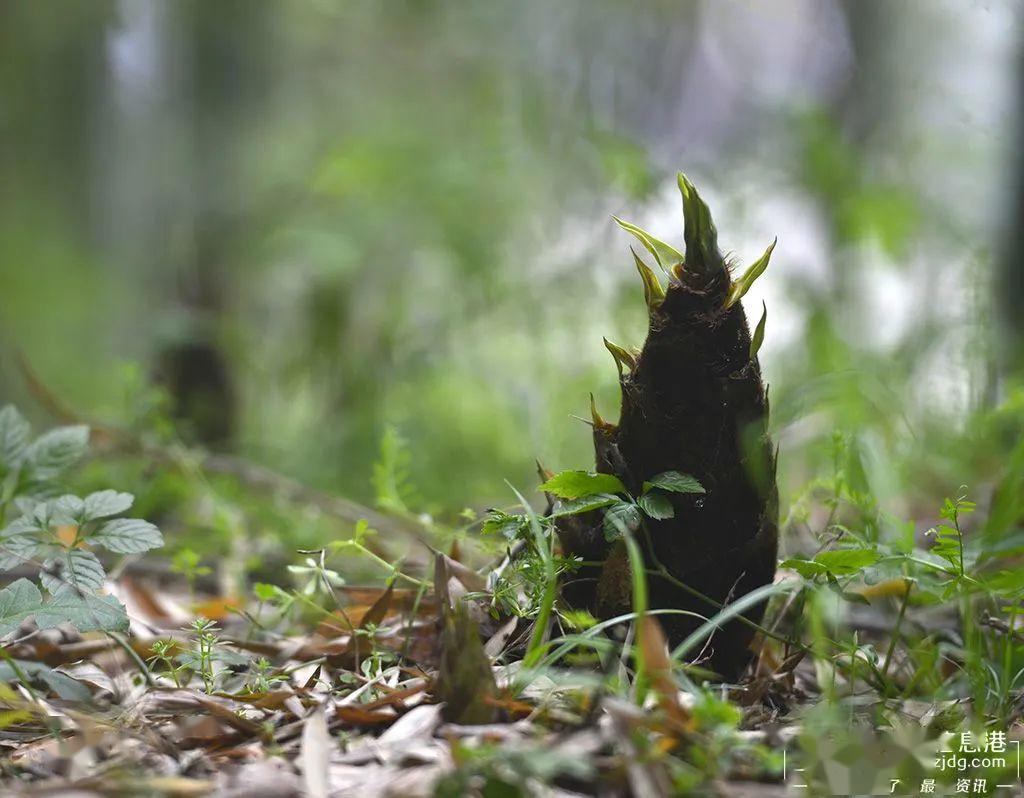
left=557, top=174, right=779, bottom=680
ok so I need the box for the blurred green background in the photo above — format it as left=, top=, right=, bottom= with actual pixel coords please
left=1, top=1, right=1022, bottom=562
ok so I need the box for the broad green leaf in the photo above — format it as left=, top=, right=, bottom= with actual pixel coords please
left=82, top=490, right=134, bottom=521
left=0, top=405, right=31, bottom=468
left=612, top=216, right=683, bottom=272
left=812, top=548, right=880, bottom=576
left=638, top=491, right=674, bottom=520
left=0, top=576, right=126, bottom=641
left=0, top=535, right=45, bottom=571
left=1, top=512, right=45, bottom=537
left=550, top=494, right=619, bottom=518
left=51, top=495, right=85, bottom=524
left=25, top=425, right=89, bottom=479
left=0, top=661, right=92, bottom=702
left=37, top=586, right=128, bottom=634
left=90, top=518, right=163, bottom=554
left=642, top=471, right=705, bottom=495
left=539, top=471, right=627, bottom=500
left=603, top=501, right=641, bottom=541
left=0, top=579, right=44, bottom=636
left=41, top=550, right=106, bottom=595
left=780, top=557, right=827, bottom=579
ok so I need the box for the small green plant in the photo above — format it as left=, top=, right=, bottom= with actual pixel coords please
left=0, top=405, right=164, bottom=637
left=245, top=657, right=286, bottom=694
left=181, top=617, right=224, bottom=693
left=170, top=548, right=212, bottom=600
left=147, top=639, right=185, bottom=688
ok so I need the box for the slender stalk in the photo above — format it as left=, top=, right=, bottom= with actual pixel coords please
left=621, top=528, right=649, bottom=701
left=881, top=579, right=912, bottom=681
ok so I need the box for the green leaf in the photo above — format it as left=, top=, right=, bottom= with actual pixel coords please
left=0, top=579, right=44, bottom=636
left=780, top=557, right=827, bottom=579
left=725, top=238, right=776, bottom=309
left=603, top=501, right=641, bottom=542
left=90, top=518, right=163, bottom=554
left=254, top=582, right=289, bottom=603
left=0, top=578, right=126, bottom=638
left=41, top=550, right=106, bottom=595
left=51, top=495, right=85, bottom=524
left=612, top=216, right=683, bottom=272
left=749, top=301, right=767, bottom=360
left=812, top=548, right=880, bottom=576
left=39, top=586, right=128, bottom=634
left=550, top=494, right=619, bottom=518
left=0, top=535, right=45, bottom=570
left=82, top=490, right=134, bottom=521
left=0, top=661, right=92, bottom=702
left=0, top=405, right=31, bottom=468
left=677, top=172, right=724, bottom=278
left=25, top=425, right=89, bottom=480
left=631, top=248, right=666, bottom=310
left=638, top=491, right=674, bottom=520
left=538, top=471, right=627, bottom=500
left=481, top=510, right=527, bottom=540
left=642, top=471, right=705, bottom=495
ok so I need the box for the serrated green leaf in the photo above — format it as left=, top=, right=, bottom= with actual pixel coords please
left=612, top=216, right=683, bottom=272
left=642, top=471, right=705, bottom=495
left=603, top=501, right=641, bottom=541
left=0, top=579, right=44, bottom=636
left=0, top=535, right=45, bottom=570
left=51, top=495, right=85, bottom=525
left=0, top=405, right=31, bottom=468
left=538, top=471, right=627, bottom=500
left=82, top=490, right=134, bottom=521
left=90, top=518, right=163, bottom=554
left=25, top=425, right=89, bottom=480
left=638, top=491, right=674, bottom=520
left=0, top=576, right=126, bottom=644
left=550, top=494, right=619, bottom=518
left=812, top=548, right=880, bottom=575
left=1, top=512, right=44, bottom=537
left=38, top=586, right=128, bottom=634
left=41, top=550, right=106, bottom=595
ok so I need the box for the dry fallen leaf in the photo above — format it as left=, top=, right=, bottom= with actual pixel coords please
left=300, top=706, right=331, bottom=798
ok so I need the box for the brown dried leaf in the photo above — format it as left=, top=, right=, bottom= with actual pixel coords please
left=300, top=707, right=330, bottom=798
left=638, top=615, right=691, bottom=729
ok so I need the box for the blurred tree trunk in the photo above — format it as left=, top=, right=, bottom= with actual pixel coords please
left=997, top=46, right=1024, bottom=379
left=146, top=2, right=273, bottom=447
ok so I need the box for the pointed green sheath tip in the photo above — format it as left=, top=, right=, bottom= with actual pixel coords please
left=603, top=337, right=637, bottom=377
left=589, top=393, right=617, bottom=434
left=749, top=300, right=767, bottom=360
left=677, top=172, right=725, bottom=278
left=726, top=237, right=777, bottom=310
left=630, top=248, right=666, bottom=311
left=613, top=216, right=683, bottom=273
